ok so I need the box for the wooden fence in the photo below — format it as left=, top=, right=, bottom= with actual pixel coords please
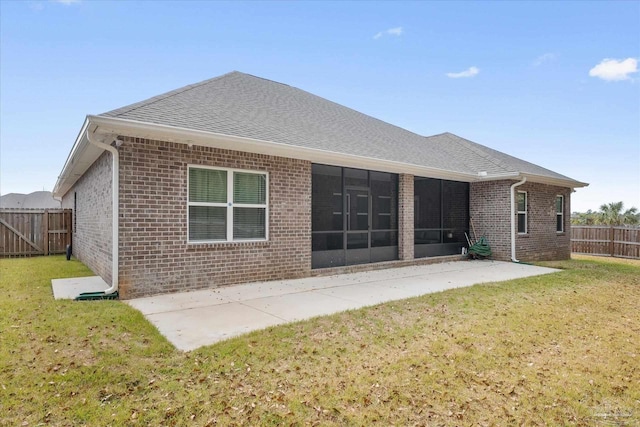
left=0, top=209, right=72, bottom=257
left=571, top=226, right=640, bottom=259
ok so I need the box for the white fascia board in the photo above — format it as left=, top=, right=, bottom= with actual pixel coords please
left=87, top=115, right=483, bottom=182
left=520, top=173, right=589, bottom=189
left=58, top=115, right=588, bottom=192
left=53, top=119, right=111, bottom=198
left=475, top=172, right=521, bottom=182
left=53, top=118, right=91, bottom=198
left=476, top=172, right=588, bottom=189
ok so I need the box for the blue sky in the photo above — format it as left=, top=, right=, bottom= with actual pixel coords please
left=1, top=0, right=638, bottom=212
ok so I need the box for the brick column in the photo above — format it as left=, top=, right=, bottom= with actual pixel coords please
left=398, top=174, right=414, bottom=260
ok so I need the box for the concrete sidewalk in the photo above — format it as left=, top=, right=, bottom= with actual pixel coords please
left=126, top=260, right=559, bottom=351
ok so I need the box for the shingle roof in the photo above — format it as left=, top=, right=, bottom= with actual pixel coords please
left=101, top=71, right=581, bottom=185
left=0, top=191, right=61, bottom=209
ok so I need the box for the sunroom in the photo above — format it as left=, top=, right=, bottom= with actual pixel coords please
left=311, top=164, right=469, bottom=269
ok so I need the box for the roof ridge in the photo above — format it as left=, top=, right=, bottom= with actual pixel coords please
left=101, top=71, right=242, bottom=117
left=105, top=71, right=434, bottom=144
left=418, top=134, right=485, bottom=174
left=289, top=88, right=433, bottom=142
left=443, top=133, right=576, bottom=180
left=237, top=72, right=293, bottom=88
left=239, top=74, right=434, bottom=142
left=442, top=133, right=514, bottom=174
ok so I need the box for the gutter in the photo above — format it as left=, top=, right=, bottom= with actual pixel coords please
left=76, top=128, right=120, bottom=299
left=53, top=119, right=90, bottom=197
left=55, top=115, right=588, bottom=198
left=86, top=115, right=485, bottom=182
left=510, top=177, right=527, bottom=262
left=87, top=115, right=589, bottom=187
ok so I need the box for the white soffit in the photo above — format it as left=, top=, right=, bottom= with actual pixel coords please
left=54, top=115, right=588, bottom=197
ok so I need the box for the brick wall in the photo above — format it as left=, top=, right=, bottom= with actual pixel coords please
left=117, top=137, right=312, bottom=299
left=61, top=151, right=113, bottom=282
left=469, top=180, right=512, bottom=260
left=470, top=180, right=571, bottom=261
left=514, top=181, right=571, bottom=261
left=64, top=140, right=574, bottom=299
left=398, top=174, right=414, bottom=260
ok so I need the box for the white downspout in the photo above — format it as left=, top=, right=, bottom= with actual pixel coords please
left=86, top=130, right=119, bottom=295
left=510, top=177, right=527, bottom=263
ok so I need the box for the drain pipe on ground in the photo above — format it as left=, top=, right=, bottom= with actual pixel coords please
left=80, top=129, right=120, bottom=298
left=510, top=176, right=527, bottom=263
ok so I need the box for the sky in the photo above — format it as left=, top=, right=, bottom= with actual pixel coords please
left=1, top=0, right=638, bottom=213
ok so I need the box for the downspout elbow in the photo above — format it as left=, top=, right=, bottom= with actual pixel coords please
left=510, top=177, right=527, bottom=263
left=85, top=130, right=119, bottom=295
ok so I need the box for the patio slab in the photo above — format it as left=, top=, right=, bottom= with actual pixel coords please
left=127, top=289, right=233, bottom=315
left=145, top=303, right=284, bottom=350
left=126, top=260, right=559, bottom=351
left=51, top=276, right=110, bottom=299
left=315, top=282, right=415, bottom=305
left=240, top=291, right=363, bottom=322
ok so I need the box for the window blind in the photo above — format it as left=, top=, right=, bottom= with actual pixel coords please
left=189, top=168, right=227, bottom=203
left=188, top=167, right=268, bottom=242
left=234, top=172, right=266, bottom=204
left=189, top=206, right=227, bottom=241
left=233, top=207, right=266, bottom=239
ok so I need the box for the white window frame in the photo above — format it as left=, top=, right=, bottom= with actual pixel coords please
left=187, top=165, right=269, bottom=243
left=556, top=195, right=564, bottom=233
left=517, top=191, right=527, bottom=234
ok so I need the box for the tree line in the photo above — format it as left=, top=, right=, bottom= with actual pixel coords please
left=571, top=201, right=639, bottom=226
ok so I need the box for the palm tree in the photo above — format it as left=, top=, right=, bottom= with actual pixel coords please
left=597, top=202, right=640, bottom=226
left=571, top=209, right=598, bottom=225
left=622, top=207, right=640, bottom=225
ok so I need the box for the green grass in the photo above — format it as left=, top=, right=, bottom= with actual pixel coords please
left=1, top=255, right=639, bottom=426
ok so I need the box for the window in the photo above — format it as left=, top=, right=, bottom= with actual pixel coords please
left=517, top=191, right=527, bottom=234
left=413, top=177, right=469, bottom=247
left=311, top=165, right=398, bottom=268
left=311, top=164, right=343, bottom=251
left=370, top=171, right=398, bottom=248
left=556, top=195, right=564, bottom=233
left=73, top=192, right=77, bottom=234
left=188, top=166, right=267, bottom=242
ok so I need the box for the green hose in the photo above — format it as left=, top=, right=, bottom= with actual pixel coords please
left=75, top=291, right=119, bottom=301
left=468, top=236, right=492, bottom=258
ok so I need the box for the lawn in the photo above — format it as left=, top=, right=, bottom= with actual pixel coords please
left=1, top=255, right=638, bottom=426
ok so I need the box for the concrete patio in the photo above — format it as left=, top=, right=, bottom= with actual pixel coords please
left=52, top=275, right=109, bottom=299
left=123, top=260, right=558, bottom=351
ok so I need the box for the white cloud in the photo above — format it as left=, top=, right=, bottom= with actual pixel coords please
left=589, top=58, right=638, bottom=81
left=533, top=52, right=557, bottom=66
left=373, top=27, right=403, bottom=40
left=29, top=0, right=80, bottom=13
left=28, top=2, right=45, bottom=11
left=387, top=27, right=402, bottom=36
left=446, top=66, right=480, bottom=79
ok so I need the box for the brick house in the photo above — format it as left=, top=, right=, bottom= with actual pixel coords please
left=53, top=72, right=587, bottom=299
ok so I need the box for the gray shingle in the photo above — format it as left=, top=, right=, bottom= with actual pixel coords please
left=101, top=71, right=581, bottom=184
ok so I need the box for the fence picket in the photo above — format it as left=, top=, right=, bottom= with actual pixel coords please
left=571, top=225, right=640, bottom=259
left=0, top=209, right=72, bottom=257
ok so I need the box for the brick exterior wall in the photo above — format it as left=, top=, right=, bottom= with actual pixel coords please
left=61, top=152, right=113, bottom=283
left=514, top=181, right=571, bottom=261
left=470, top=180, right=571, bottom=261
left=64, top=139, right=574, bottom=299
left=398, top=174, right=414, bottom=260
left=116, top=137, right=312, bottom=299
left=469, top=180, right=512, bottom=260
